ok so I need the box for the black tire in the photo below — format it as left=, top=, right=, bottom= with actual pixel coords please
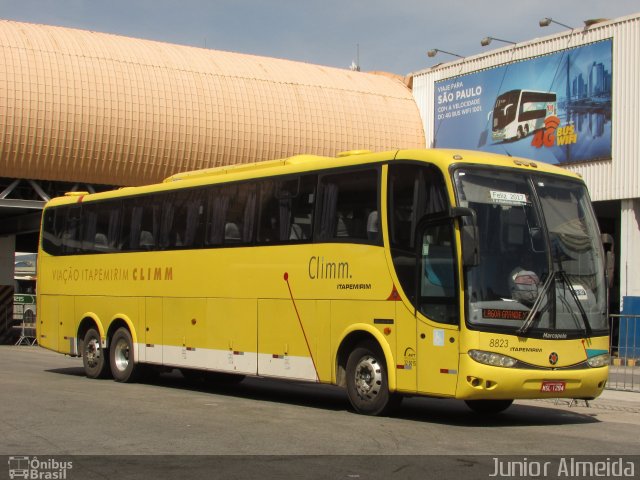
left=465, top=399, right=514, bottom=414
left=82, top=328, right=111, bottom=379
left=109, top=327, right=141, bottom=383
left=345, top=341, right=399, bottom=416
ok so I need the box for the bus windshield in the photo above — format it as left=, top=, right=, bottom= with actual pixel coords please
left=493, top=91, right=520, bottom=130
left=454, top=168, right=607, bottom=338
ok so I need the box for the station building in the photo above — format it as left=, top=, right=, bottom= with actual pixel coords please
left=0, top=19, right=424, bottom=338
left=411, top=12, right=640, bottom=317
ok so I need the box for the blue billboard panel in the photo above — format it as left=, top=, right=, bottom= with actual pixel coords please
left=433, top=39, right=612, bottom=164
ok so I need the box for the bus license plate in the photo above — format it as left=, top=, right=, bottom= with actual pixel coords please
left=541, top=381, right=566, bottom=393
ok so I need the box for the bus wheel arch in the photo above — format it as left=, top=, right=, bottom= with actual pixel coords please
left=77, top=315, right=104, bottom=347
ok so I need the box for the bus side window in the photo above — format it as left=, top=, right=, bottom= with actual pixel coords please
left=316, top=169, right=379, bottom=243
left=206, top=186, right=228, bottom=246
left=124, top=197, right=160, bottom=251
left=257, top=180, right=282, bottom=243
left=420, top=223, right=457, bottom=324
left=42, top=208, right=64, bottom=255
left=61, top=206, right=82, bottom=254
left=256, top=175, right=316, bottom=244
left=220, top=183, right=256, bottom=245
left=80, top=201, right=121, bottom=253
left=388, top=163, right=448, bottom=305
left=161, top=190, right=205, bottom=249
left=179, top=190, right=205, bottom=248
left=289, top=175, right=316, bottom=241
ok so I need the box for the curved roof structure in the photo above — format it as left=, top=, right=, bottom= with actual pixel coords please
left=0, top=19, right=425, bottom=186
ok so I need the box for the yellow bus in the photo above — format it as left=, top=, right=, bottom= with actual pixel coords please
left=37, top=149, right=610, bottom=415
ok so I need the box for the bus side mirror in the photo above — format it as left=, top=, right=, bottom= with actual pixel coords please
left=601, top=233, right=615, bottom=289
left=452, top=207, right=480, bottom=267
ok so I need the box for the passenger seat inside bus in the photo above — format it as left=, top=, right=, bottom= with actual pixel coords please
left=225, top=222, right=241, bottom=242
left=139, top=230, right=155, bottom=249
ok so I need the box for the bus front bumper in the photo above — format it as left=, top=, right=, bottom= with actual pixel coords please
left=455, top=354, right=609, bottom=401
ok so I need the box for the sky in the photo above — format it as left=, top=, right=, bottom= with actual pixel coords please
left=0, top=0, right=638, bottom=75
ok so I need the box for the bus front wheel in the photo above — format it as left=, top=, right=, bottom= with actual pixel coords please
left=110, top=327, right=141, bottom=383
left=345, top=341, right=399, bottom=416
left=82, top=328, right=111, bottom=379
left=465, top=399, right=513, bottom=414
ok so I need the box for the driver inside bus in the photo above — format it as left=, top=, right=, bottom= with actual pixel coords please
left=509, top=267, right=540, bottom=306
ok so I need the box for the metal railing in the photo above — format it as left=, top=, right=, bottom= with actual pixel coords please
left=608, top=314, right=640, bottom=392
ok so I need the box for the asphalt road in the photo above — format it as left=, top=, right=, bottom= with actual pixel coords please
left=1, top=346, right=639, bottom=479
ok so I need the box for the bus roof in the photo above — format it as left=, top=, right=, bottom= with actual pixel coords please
left=44, top=148, right=582, bottom=207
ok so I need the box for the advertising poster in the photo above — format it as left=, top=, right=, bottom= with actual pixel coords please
left=433, top=39, right=612, bottom=164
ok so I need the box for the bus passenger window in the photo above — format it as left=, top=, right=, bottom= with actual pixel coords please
left=317, top=169, right=379, bottom=243
left=123, top=198, right=160, bottom=251
left=206, top=187, right=228, bottom=246
left=257, top=181, right=282, bottom=243
left=164, top=190, right=205, bottom=249
left=61, top=206, right=82, bottom=254
left=221, top=184, right=256, bottom=245
left=257, top=175, right=316, bottom=244
left=42, top=208, right=64, bottom=255
left=80, top=202, right=121, bottom=253
left=287, top=175, right=316, bottom=241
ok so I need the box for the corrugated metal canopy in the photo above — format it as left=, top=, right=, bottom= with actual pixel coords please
left=0, top=19, right=425, bottom=186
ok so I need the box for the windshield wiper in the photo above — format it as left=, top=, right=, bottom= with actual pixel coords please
left=549, top=239, right=592, bottom=336
left=517, top=270, right=555, bottom=336
left=517, top=269, right=593, bottom=337
left=556, top=270, right=592, bottom=337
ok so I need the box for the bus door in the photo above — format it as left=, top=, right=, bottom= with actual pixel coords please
left=415, top=220, right=460, bottom=396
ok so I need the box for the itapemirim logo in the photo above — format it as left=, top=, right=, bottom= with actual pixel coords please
left=7, top=456, right=72, bottom=479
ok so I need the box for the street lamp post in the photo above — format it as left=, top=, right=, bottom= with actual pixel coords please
left=427, top=48, right=463, bottom=59
left=539, top=17, right=574, bottom=30
left=480, top=36, right=516, bottom=47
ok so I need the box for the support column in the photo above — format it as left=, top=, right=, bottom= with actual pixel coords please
left=0, top=235, right=16, bottom=286
left=620, top=199, right=640, bottom=311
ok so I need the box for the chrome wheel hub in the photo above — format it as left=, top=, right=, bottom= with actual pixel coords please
left=354, top=355, right=382, bottom=400
left=85, top=338, right=100, bottom=367
left=113, top=338, right=130, bottom=372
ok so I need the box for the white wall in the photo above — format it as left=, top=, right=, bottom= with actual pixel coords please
left=620, top=199, right=640, bottom=308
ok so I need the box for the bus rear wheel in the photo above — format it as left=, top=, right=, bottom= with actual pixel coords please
left=82, top=328, right=111, bottom=379
left=465, top=399, right=514, bottom=414
left=346, top=341, right=399, bottom=416
left=110, top=327, right=141, bottom=383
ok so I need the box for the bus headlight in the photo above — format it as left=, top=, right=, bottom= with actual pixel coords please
left=468, top=349, right=518, bottom=368
left=587, top=353, right=610, bottom=368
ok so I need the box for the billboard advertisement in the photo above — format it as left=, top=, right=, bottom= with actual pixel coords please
left=433, top=39, right=612, bottom=164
